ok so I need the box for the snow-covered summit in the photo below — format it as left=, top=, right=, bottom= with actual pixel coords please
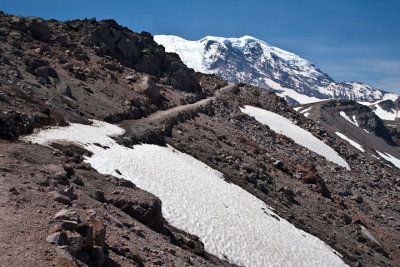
left=155, top=35, right=392, bottom=105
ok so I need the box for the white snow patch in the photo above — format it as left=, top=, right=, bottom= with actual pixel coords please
left=23, top=121, right=347, bottom=267
left=371, top=154, right=380, bottom=160
left=352, top=115, right=359, bottom=126
left=339, top=112, right=359, bottom=127
left=376, top=150, right=400, bottom=169
left=240, top=106, right=350, bottom=170
left=264, top=78, right=327, bottom=104
left=304, top=112, right=310, bottom=117
left=300, top=107, right=312, bottom=114
left=293, top=107, right=302, bottom=111
left=335, top=132, right=364, bottom=152
left=358, top=95, right=400, bottom=121
left=373, top=105, right=399, bottom=121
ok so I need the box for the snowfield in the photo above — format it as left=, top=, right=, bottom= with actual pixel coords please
left=24, top=120, right=347, bottom=267
left=335, top=132, right=364, bottom=152
left=240, top=105, right=350, bottom=170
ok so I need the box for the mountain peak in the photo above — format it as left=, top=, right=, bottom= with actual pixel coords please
left=155, top=34, right=392, bottom=105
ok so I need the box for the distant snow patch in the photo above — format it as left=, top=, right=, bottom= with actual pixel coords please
left=376, top=150, right=400, bottom=169
left=339, top=111, right=359, bottom=126
left=300, top=107, right=312, bottom=114
left=358, top=96, right=400, bottom=121
left=24, top=120, right=347, bottom=267
left=241, top=105, right=350, bottom=170
left=264, top=78, right=327, bottom=104
left=335, top=132, right=364, bottom=152
left=300, top=107, right=312, bottom=118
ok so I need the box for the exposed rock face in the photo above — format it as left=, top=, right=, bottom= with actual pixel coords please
left=90, top=20, right=201, bottom=92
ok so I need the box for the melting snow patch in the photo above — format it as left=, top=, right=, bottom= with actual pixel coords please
left=339, top=111, right=359, bottom=126
left=376, top=150, right=400, bottom=170
left=23, top=120, right=347, bottom=267
left=241, top=105, right=350, bottom=170
left=335, top=132, right=364, bottom=152
left=300, top=107, right=312, bottom=114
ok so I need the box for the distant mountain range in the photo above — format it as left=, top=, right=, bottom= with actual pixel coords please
left=155, top=35, right=398, bottom=106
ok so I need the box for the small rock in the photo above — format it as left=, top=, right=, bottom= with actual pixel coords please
left=94, top=190, right=105, bottom=202
left=54, top=209, right=80, bottom=221
left=125, top=74, right=136, bottom=81
left=90, top=219, right=106, bottom=247
left=56, top=80, right=73, bottom=98
left=61, top=220, right=78, bottom=231
left=119, top=179, right=135, bottom=188
left=90, top=245, right=105, bottom=266
left=82, top=87, right=94, bottom=94
left=55, top=245, right=75, bottom=262
left=40, top=164, right=68, bottom=180
left=46, top=232, right=64, bottom=246
left=68, top=232, right=83, bottom=255
left=52, top=191, right=71, bottom=205
left=0, top=93, right=9, bottom=103
left=83, top=224, right=94, bottom=253
left=342, top=213, right=352, bottom=225
left=76, top=250, right=89, bottom=263
left=72, top=177, right=85, bottom=187
left=62, top=63, right=73, bottom=71
left=351, top=195, right=364, bottom=203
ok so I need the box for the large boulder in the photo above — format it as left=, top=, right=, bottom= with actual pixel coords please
left=109, top=195, right=164, bottom=233
left=133, top=75, right=160, bottom=102
left=56, top=80, right=73, bottom=98
left=28, top=18, right=50, bottom=41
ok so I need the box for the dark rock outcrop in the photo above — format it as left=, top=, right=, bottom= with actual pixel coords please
left=90, top=20, right=200, bottom=92
left=109, top=196, right=165, bottom=233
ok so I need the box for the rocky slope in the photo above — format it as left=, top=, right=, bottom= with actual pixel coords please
left=299, top=100, right=400, bottom=147
left=154, top=35, right=398, bottom=106
left=0, top=12, right=399, bottom=267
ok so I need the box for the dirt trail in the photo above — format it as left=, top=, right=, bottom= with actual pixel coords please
left=119, top=82, right=236, bottom=132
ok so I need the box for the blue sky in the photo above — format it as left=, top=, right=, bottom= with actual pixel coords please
left=2, top=0, right=400, bottom=93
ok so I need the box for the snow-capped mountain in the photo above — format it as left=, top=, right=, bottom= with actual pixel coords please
left=155, top=35, right=395, bottom=105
